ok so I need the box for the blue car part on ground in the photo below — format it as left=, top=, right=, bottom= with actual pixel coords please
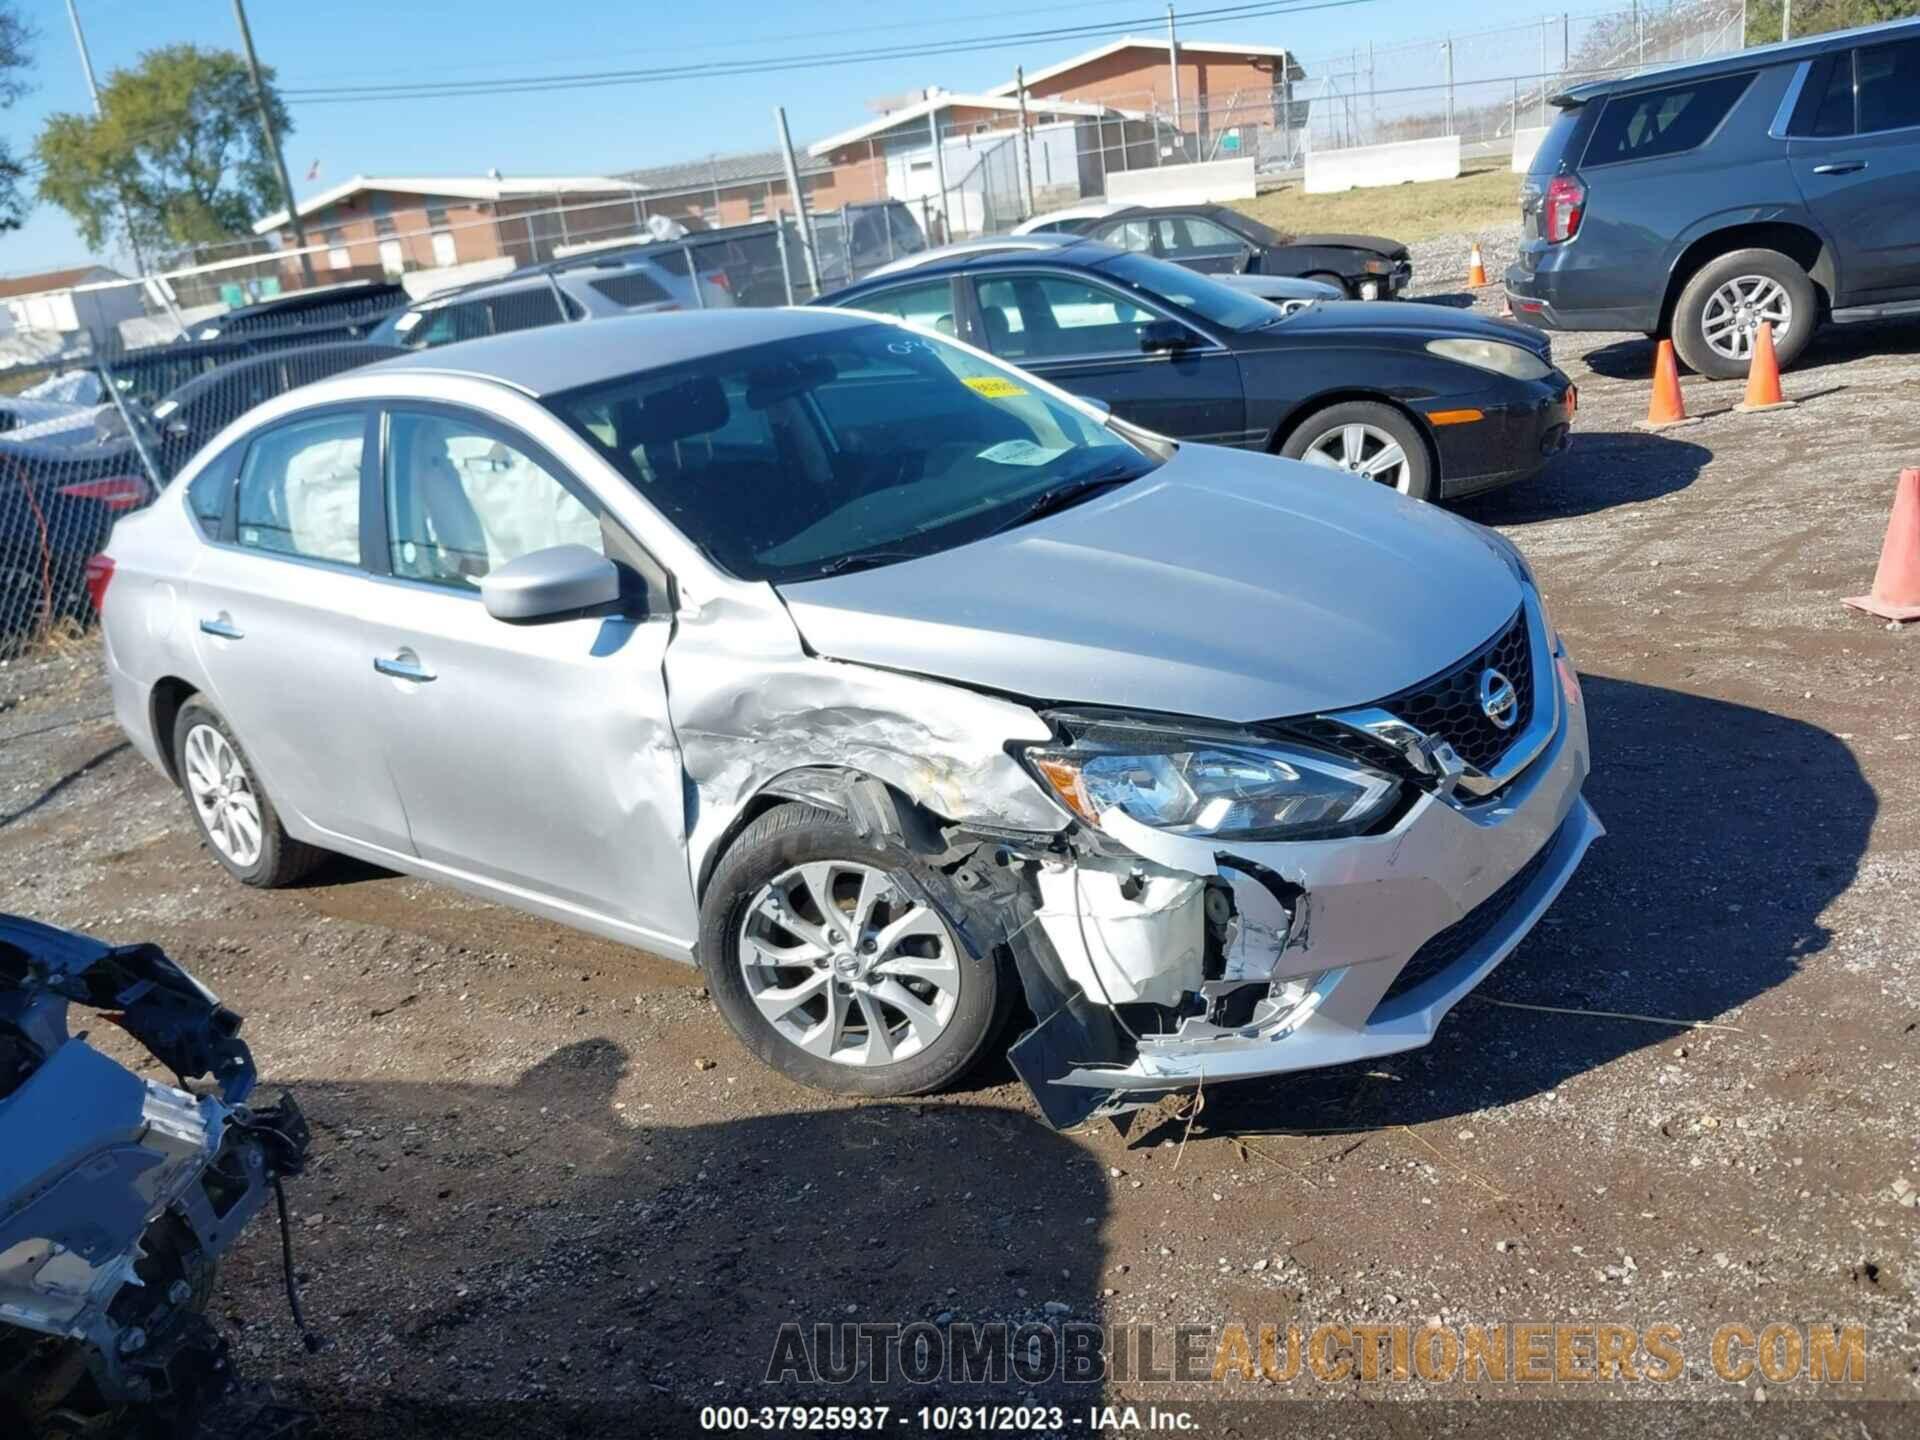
left=0, top=913, right=311, bottom=1432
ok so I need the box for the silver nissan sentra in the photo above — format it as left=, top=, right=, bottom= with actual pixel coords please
left=95, top=309, right=1600, bottom=1125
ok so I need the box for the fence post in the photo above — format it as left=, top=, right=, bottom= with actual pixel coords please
left=1443, top=38, right=1455, bottom=137
left=773, top=105, right=821, bottom=293
left=775, top=218, right=795, bottom=305
left=928, top=106, right=950, bottom=243
left=686, top=241, right=706, bottom=309
left=1540, top=20, right=1550, bottom=125
left=1016, top=66, right=1036, bottom=220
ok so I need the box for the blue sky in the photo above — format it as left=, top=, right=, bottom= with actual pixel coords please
left=4, top=0, right=1568, bottom=275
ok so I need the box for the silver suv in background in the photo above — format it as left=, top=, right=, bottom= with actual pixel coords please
left=368, top=252, right=732, bottom=350
left=92, top=311, right=1598, bottom=1126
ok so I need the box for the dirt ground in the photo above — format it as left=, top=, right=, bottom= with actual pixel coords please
left=2, top=246, right=1917, bottom=1437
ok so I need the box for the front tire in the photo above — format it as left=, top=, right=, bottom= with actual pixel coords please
left=171, top=696, right=326, bottom=888
left=1303, top=270, right=1352, bottom=299
left=1280, top=400, right=1435, bottom=500
left=700, top=803, right=1010, bottom=1097
left=1670, top=247, right=1817, bottom=380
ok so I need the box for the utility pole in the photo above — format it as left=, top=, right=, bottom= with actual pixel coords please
left=1015, top=66, right=1036, bottom=220
left=231, top=0, right=315, bottom=285
left=1166, top=5, right=1182, bottom=136
left=773, top=106, right=820, bottom=293
left=64, top=0, right=150, bottom=279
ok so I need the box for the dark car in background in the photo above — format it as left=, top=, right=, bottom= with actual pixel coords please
left=1032, top=203, right=1413, bottom=300
left=1505, top=17, right=1920, bottom=378
left=810, top=200, right=929, bottom=284
left=818, top=238, right=1572, bottom=502
left=185, top=278, right=409, bottom=345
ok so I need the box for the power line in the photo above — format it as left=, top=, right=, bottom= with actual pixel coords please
left=281, top=0, right=1348, bottom=104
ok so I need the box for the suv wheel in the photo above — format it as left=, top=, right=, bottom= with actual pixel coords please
left=700, top=803, right=1011, bottom=1097
left=172, top=696, right=327, bottom=887
left=1671, top=248, right=1817, bottom=380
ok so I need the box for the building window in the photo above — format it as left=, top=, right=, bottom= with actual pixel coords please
left=371, top=193, right=396, bottom=238
left=749, top=191, right=767, bottom=218
left=426, top=201, right=449, bottom=228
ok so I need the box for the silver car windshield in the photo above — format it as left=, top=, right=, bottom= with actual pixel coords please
left=545, top=323, right=1159, bottom=582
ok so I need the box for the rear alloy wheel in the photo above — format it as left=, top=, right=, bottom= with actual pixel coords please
left=1670, top=247, right=1817, bottom=380
left=701, top=803, right=1010, bottom=1097
left=172, top=697, right=326, bottom=887
left=1281, top=400, right=1434, bottom=501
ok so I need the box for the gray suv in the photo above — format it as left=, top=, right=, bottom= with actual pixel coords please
left=1505, top=18, right=1920, bottom=377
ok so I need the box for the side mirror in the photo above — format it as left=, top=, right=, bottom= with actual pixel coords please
left=1140, top=318, right=1197, bottom=354
left=481, top=544, right=623, bottom=625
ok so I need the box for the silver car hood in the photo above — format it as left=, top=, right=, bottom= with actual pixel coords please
left=775, top=446, right=1522, bottom=724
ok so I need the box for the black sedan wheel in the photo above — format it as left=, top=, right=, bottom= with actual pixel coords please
left=1303, top=270, right=1352, bottom=299
left=1280, top=401, right=1433, bottom=501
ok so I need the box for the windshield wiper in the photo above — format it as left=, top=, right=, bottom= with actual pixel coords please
left=810, top=548, right=922, bottom=577
left=988, top=469, right=1142, bottom=536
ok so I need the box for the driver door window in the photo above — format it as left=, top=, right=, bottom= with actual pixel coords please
left=973, top=275, right=1158, bottom=360
left=383, top=410, right=604, bottom=589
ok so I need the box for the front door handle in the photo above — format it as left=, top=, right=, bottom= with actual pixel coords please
left=198, top=615, right=243, bottom=640
left=373, top=652, right=436, bottom=683
left=1812, top=161, right=1867, bottom=174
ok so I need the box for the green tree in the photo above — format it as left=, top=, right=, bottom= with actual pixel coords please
left=1746, top=0, right=1920, bottom=45
left=34, top=44, right=291, bottom=255
left=0, top=4, right=31, bottom=233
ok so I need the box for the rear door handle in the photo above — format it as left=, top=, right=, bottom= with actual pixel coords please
left=1812, top=161, right=1867, bottom=174
left=198, top=616, right=243, bottom=640
left=373, top=652, right=436, bottom=683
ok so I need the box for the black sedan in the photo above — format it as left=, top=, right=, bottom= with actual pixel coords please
left=1041, top=204, right=1412, bottom=300
left=816, top=238, right=1572, bottom=503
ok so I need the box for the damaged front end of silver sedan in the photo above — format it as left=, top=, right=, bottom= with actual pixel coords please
left=0, top=915, right=312, bottom=1434
left=672, top=575, right=1600, bottom=1130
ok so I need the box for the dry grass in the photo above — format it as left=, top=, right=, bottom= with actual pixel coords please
left=1231, top=167, right=1523, bottom=245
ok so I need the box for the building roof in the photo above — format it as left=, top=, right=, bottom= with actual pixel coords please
left=985, top=36, right=1292, bottom=96
left=0, top=265, right=122, bottom=300
left=365, top=308, right=871, bottom=396
left=807, top=92, right=1119, bottom=157
left=620, top=147, right=831, bottom=195
left=252, top=174, right=648, bottom=235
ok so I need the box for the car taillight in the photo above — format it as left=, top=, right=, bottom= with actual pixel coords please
left=83, top=553, right=115, bottom=613
left=58, top=476, right=151, bottom=511
left=1544, top=175, right=1586, bottom=244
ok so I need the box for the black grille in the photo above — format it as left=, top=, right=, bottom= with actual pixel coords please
left=1383, top=608, right=1533, bottom=773
left=1370, top=821, right=1560, bottom=1017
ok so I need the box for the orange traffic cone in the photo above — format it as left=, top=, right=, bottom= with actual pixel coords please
left=1735, top=321, right=1797, bottom=413
left=1467, top=243, right=1488, bottom=287
left=1639, top=339, right=1698, bottom=431
left=1843, top=468, right=1920, bottom=623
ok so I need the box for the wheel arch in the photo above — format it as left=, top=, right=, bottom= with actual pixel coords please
left=1267, top=389, right=1442, bottom=477
left=693, top=766, right=952, bottom=910
left=1660, top=220, right=1833, bottom=334
left=149, top=676, right=199, bottom=785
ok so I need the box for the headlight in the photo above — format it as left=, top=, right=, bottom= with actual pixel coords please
left=1426, top=338, right=1553, bottom=381
left=1025, top=715, right=1400, bottom=841
left=1363, top=257, right=1391, bottom=274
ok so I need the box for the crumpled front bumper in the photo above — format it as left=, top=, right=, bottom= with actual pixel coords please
left=1045, top=616, right=1599, bottom=1099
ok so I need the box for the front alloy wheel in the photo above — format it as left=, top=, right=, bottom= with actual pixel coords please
left=700, top=802, right=1010, bottom=1097
left=738, top=861, right=962, bottom=1067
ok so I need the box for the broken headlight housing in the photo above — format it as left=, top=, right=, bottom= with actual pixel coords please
left=1024, top=713, right=1400, bottom=841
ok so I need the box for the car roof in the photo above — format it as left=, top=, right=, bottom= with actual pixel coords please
left=1555, top=14, right=1920, bottom=103
left=364, top=307, right=873, bottom=396
left=864, top=235, right=1074, bottom=278
left=829, top=236, right=1123, bottom=293
left=164, top=341, right=385, bottom=402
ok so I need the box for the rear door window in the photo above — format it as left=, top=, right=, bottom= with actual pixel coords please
left=234, top=412, right=364, bottom=564
left=1581, top=73, right=1754, bottom=166
left=1855, top=38, right=1920, bottom=133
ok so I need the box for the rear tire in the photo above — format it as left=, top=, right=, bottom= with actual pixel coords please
left=1670, top=247, right=1817, bottom=380
left=171, top=696, right=326, bottom=888
left=1280, top=400, right=1435, bottom=501
left=700, top=802, right=1010, bottom=1098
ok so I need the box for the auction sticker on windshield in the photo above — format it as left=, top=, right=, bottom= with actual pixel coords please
left=963, top=376, right=1027, bottom=398
left=979, top=440, right=1069, bottom=467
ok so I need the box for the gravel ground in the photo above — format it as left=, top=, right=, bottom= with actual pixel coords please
left=2, top=233, right=1917, bottom=1436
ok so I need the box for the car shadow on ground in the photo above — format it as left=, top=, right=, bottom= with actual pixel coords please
left=1406, top=291, right=1479, bottom=310
left=245, top=1040, right=1109, bottom=1436
left=1581, top=313, right=1920, bottom=382
left=1455, top=430, right=1712, bottom=524
left=1133, top=674, right=1873, bottom=1143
